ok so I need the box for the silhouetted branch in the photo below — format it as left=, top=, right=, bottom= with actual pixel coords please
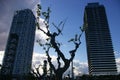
left=68, top=33, right=81, bottom=61
left=52, top=22, right=62, bottom=35
left=46, top=47, right=56, bottom=73
left=52, top=18, right=67, bottom=36
left=36, top=64, right=42, bottom=77
left=57, top=54, right=61, bottom=69
left=31, top=68, right=39, bottom=78
left=42, top=7, right=51, bottom=23
left=31, top=64, right=42, bottom=78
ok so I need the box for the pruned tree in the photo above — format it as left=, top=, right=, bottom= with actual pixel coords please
left=35, top=4, right=86, bottom=80
left=31, top=64, right=42, bottom=79
left=30, top=60, right=48, bottom=80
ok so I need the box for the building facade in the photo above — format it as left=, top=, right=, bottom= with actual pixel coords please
left=1, top=9, right=36, bottom=78
left=84, top=3, right=117, bottom=75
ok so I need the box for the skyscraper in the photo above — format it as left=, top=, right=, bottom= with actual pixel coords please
left=84, top=3, right=117, bottom=75
left=1, top=9, right=36, bottom=78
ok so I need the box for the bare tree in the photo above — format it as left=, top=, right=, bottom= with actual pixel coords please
left=31, top=60, right=49, bottom=80
left=31, top=64, right=42, bottom=80
left=36, top=4, right=86, bottom=80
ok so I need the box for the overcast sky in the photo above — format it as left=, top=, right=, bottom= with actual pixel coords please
left=0, top=0, right=120, bottom=75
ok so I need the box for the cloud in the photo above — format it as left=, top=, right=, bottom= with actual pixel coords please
left=35, top=18, right=49, bottom=44
left=32, top=52, right=88, bottom=76
left=0, top=51, right=4, bottom=65
left=1, top=51, right=120, bottom=75
left=32, top=53, right=120, bottom=75
left=32, top=52, right=58, bottom=74
left=0, top=0, right=40, bottom=50
left=63, top=60, right=88, bottom=77
left=0, top=51, right=88, bottom=75
left=73, top=60, right=88, bottom=75
left=116, top=58, right=120, bottom=73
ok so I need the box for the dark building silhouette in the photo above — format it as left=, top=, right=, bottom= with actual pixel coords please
left=1, top=9, right=36, bottom=78
left=84, top=3, right=117, bottom=75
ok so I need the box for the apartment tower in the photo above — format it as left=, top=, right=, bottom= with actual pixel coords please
left=84, top=3, right=117, bottom=75
left=1, top=9, right=36, bottom=78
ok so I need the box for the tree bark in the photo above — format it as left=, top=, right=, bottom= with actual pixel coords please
left=55, top=70, right=63, bottom=80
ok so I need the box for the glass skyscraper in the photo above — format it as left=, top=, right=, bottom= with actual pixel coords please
left=1, top=9, right=36, bottom=78
left=84, top=3, right=117, bottom=75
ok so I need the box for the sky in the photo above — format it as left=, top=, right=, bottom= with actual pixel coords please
left=0, top=0, right=120, bottom=75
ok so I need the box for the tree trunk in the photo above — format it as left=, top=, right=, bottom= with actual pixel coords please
left=55, top=74, right=63, bottom=80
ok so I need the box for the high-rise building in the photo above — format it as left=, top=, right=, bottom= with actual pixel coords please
left=84, top=3, right=117, bottom=75
left=1, top=9, right=36, bottom=78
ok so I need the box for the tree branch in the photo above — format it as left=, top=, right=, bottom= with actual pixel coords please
left=52, top=22, right=62, bottom=35
left=69, top=33, right=81, bottom=61
left=46, top=47, right=56, bottom=73
left=57, top=54, right=61, bottom=69
left=31, top=68, right=37, bottom=77
left=36, top=64, right=42, bottom=77
left=32, top=64, right=42, bottom=78
left=31, top=68, right=40, bottom=78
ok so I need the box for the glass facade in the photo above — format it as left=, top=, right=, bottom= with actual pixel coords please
left=84, top=3, right=117, bottom=75
left=1, top=9, right=36, bottom=77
